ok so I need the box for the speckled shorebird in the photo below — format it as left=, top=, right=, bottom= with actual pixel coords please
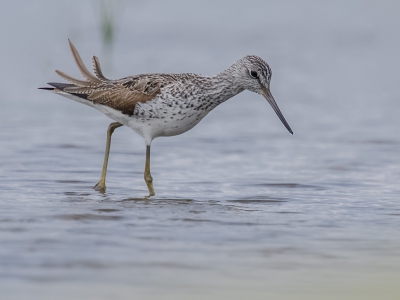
left=40, top=40, right=293, bottom=197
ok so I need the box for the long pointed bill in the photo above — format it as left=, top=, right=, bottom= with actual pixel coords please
left=261, top=88, right=293, bottom=135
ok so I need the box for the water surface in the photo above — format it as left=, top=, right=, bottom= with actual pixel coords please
left=1, top=1, right=400, bottom=299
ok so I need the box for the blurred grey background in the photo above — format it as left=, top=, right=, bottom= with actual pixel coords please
left=1, top=1, right=400, bottom=300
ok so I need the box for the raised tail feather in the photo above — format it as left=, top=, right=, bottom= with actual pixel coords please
left=40, top=40, right=108, bottom=91
left=65, top=39, right=101, bottom=84
left=92, top=56, right=109, bottom=81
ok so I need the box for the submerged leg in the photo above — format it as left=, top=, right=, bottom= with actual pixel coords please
left=144, top=145, right=155, bottom=197
left=94, top=122, right=123, bottom=193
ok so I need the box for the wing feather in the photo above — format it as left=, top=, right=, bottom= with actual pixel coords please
left=84, top=80, right=161, bottom=115
left=68, top=39, right=101, bottom=83
left=53, top=40, right=179, bottom=115
left=55, top=70, right=92, bottom=87
left=92, top=56, right=109, bottom=81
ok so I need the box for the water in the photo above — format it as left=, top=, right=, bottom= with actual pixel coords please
left=1, top=1, right=400, bottom=299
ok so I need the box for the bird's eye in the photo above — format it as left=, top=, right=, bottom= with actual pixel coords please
left=250, top=71, right=258, bottom=79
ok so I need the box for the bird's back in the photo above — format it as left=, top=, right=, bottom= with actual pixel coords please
left=41, top=40, right=246, bottom=143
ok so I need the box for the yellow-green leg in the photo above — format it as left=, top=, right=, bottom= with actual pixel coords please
left=94, top=122, right=123, bottom=193
left=144, top=145, right=155, bottom=197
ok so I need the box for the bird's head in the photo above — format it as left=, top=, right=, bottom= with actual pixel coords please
left=232, top=55, right=293, bottom=135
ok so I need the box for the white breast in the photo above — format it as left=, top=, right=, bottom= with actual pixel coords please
left=126, top=97, right=209, bottom=144
left=56, top=91, right=209, bottom=145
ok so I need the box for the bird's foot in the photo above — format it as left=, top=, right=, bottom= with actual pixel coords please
left=93, top=181, right=106, bottom=194
left=144, top=191, right=155, bottom=199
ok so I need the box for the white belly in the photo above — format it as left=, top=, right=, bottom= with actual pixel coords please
left=121, top=101, right=209, bottom=144
left=56, top=91, right=209, bottom=145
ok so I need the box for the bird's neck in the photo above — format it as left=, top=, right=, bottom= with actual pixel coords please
left=193, top=68, right=244, bottom=107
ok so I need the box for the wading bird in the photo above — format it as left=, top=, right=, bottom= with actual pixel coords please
left=40, top=40, right=292, bottom=197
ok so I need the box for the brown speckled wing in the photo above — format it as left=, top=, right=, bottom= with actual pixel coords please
left=70, top=79, right=162, bottom=115
left=54, top=40, right=172, bottom=115
left=64, top=76, right=167, bottom=115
